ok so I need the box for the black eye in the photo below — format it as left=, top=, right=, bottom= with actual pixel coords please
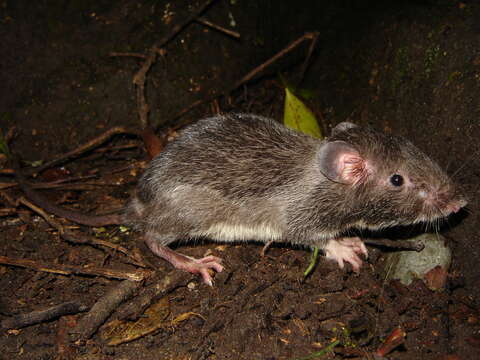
left=390, top=174, right=404, bottom=187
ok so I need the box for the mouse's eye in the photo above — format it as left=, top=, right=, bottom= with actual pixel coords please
left=390, top=174, right=404, bottom=187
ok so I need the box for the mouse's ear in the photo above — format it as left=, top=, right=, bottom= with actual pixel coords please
left=317, top=141, right=369, bottom=184
left=332, top=122, right=357, bottom=136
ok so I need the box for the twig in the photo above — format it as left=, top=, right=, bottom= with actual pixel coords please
left=364, top=238, right=425, bottom=251
left=70, top=280, right=142, bottom=341
left=196, top=17, right=240, bottom=39
left=116, top=271, right=191, bottom=321
left=25, top=126, right=137, bottom=175
left=153, top=0, right=217, bottom=51
left=0, top=255, right=148, bottom=281
left=132, top=0, right=217, bottom=129
left=1, top=302, right=88, bottom=331
left=0, top=168, right=14, bottom=175
left=298, top=32, right=319, bottom=84
left=0, top=182, right=15, bottom=190
left=375, top=326, right=407, bottom=357
left=0, top=208, right=16, bottom=217
left=18, top=196, right=65, bottom=230
left=230, top=32, right=319, bottom=91
left=1, top=179, right=110, bottom=191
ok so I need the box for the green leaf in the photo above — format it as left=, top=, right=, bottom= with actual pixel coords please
left=283, top=87, right=322, bottom=139
left=303, top=247, right=319, bottom=278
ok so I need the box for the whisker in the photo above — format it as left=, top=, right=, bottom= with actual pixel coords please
left=450, top=149, right=479, bottom=179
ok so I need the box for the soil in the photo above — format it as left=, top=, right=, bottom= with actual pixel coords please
left=1, top=1, right=479, bottom=359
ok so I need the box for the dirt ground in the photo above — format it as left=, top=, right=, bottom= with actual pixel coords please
left=1, top=1, right=479, bottom=360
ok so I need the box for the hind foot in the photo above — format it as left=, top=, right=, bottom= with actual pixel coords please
left=145, top=237, right=223, bottom=286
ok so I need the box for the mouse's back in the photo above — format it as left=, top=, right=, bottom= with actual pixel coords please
left=136, top=113, right=319, bottom=204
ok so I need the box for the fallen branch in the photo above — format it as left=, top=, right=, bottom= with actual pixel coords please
left=0, top=255, right=148, bottom=281
left=25, top=126, right=137, bottom=176
left=196, top=17, right=240, bottom=39
left=116, top=271, right=192, bottom=321
left=69, top=280, right=142, bottom=341
left=1, top=301, right=88, bottom=331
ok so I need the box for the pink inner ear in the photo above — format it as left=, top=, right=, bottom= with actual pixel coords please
left=338, top=153, right=369, bottom=184
left=318, top=140, right=371, bottom=184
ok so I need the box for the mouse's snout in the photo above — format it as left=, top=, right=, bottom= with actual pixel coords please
left=421, top=183, right=467, bottom=218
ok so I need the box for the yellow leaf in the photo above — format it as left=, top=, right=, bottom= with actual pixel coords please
left=283, top=87, right=322, bottom=139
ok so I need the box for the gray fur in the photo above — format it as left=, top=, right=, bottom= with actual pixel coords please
left=125, top=113, right=466, bottom=250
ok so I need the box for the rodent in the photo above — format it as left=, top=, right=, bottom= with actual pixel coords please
left=127, top=113, right=467, bottom=285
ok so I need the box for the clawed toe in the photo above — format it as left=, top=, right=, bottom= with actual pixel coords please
left=144, top=241, right=224, bottom=286
left=324, top=237, right=368, bottom=272
left=197, top=255, right=224, bottom=273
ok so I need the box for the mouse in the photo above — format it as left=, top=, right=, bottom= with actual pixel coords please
left=125, top=113, right=467, bottom=285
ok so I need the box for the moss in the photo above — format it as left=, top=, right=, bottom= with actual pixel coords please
left=424, top=44, right=441, bottom=78
left=390, top=47, right=411, bottom=94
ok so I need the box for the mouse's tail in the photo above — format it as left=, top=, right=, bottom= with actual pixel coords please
left=14, top=157, right=123, bottom=227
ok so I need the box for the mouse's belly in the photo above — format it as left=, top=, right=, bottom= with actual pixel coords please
left=193, top=221, right=283, bottom=242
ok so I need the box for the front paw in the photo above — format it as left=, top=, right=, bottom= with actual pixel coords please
left=324, top=237, right=368, bottom=272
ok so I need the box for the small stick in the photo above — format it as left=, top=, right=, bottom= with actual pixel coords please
left=0, top=255, right=148, bottom=281
left=230, top=32, right=319, bottom=91
left=364, top=238, right=425, bottom=252
left=1, top=302, right=88, bottom=331
left=260, top=240, right=274, bottom=257
left=2, top=182, right=119, bottom=192
left=0, top=208, right=16, bottom=217
left=196, top=17, right=240, bottom=39
left=70, top=280, right=142, bottom=341
left=25, top=126, right=137, bottom=175
left=153, top=0, right=217, bottom=52
left=375, top=326, right=407, bottom=357
left=1, top=180, right=103, bottom=191
left=298, top=31, right=319, bottom=84
left=132, top=0, right=217, bottom=129
left=0, top=168, right=14, bottom=175
left=116, top=271, right=191, bottom=321
left=0, top=182, right=16, bottom=190
left=18, top=196, right=65, bottom=230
